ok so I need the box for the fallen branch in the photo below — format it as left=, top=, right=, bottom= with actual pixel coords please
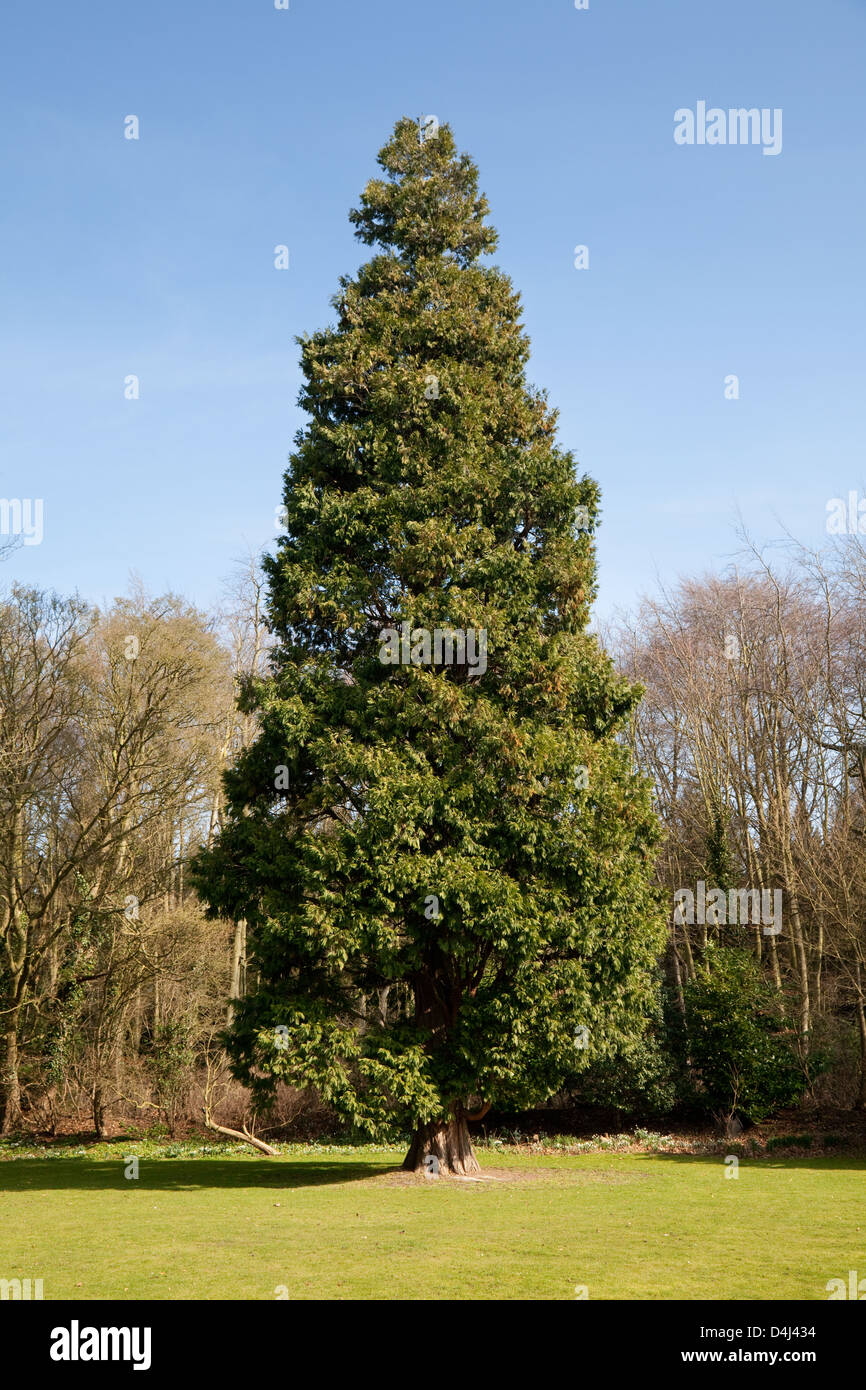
left=203, top=1113, right=278, bottom=1156
left=201, top=1029, right=277, bottom=1155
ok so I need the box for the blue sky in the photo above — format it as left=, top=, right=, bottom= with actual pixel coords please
left=2, top=0, right=864, bottom=621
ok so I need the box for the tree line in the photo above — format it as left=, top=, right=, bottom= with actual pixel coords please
left=609, top=534, right=866, bottom=1120
left=3, top=537, right=865, bottom=1140
left=0, top=563, right=270, bottom=1137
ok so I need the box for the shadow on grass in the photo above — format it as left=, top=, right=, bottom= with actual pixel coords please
left=625, top=1151, right=866, bottom=1173
left=5, top=1149, right=864, bottom=1195
left=0, top=1158, right=397, bottom=1193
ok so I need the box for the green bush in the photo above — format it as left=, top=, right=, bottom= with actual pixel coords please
left=141, top=1023, right=195, bottom=1133
left=767, top=1134, right=813, bottom=1152
left=681, top=946, right=806, bottom=1123
left=565, top=991, right=679, bottom=1114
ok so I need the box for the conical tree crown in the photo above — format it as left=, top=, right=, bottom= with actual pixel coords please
left=272, top=116, right=601, bottom=691
left=193, top=119, right=663, bottom=1138
left=349, top=118, right=497, bottom=264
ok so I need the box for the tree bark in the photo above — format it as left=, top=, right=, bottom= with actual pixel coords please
left=855, top=961, right=866, bottom=1111
left=786, top=880, right=811, bottom=1043
left=93, top=1085, right=106, bottom=1141
left=402, top=1109, right=480, bottom=1176
left=0, top=1017, right=22, bottom=1136
left=227, top=919, right=247, bottom=1025
left=668, top=932, right=686, bottom=1017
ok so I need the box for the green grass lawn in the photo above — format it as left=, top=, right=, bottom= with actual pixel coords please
left=1, top=1143, right=864, bottom=1300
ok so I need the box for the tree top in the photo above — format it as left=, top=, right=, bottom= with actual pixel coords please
left=348, top=116, right=498, bottom=267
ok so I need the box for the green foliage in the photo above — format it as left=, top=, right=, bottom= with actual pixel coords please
left=681, top=946, right=805, bottom=1121
left=142, top=1023, right=195, bottom=1130
left=766, top=1134, right=813, bottom=1151
left=564, top=990, right=678, bottom=1113
left=704, top=803, right=734, bottom=890
left=192, top=118, right=665, bottom=1139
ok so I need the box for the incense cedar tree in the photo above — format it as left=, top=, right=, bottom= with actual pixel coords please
left=192, top=118, right=664, bottom=1174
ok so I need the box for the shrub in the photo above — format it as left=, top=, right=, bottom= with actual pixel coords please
left=681, top=946, right=806, bottom=1123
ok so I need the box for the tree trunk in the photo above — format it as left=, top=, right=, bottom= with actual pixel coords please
left=786, top=884, right=811, bottom=1043
left=0, top=1019, right=22, bottom=1136
left=93, top=1084, right=106, bottom=1140
left=228, top=919, right=247, bottom=1024
left=855, top=962, right=866, bottom=1112
left=668, top=933, right=686, bottom=1017
left=402, top=1109, right=480, bottom=1176
left=680, top=923, right=695, bottom=981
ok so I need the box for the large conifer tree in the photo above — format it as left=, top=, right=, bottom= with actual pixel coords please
left=192, top=118, right=664, bottom=1174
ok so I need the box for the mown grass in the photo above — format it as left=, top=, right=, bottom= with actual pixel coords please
left=1, top=1141, right=863, bottom=1300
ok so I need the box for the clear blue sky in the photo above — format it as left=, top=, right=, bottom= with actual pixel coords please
left=2, top=0, right=864, bottom=620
